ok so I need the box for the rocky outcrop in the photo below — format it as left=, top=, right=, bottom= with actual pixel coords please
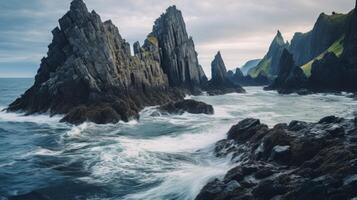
left=228, top=68, right=270, bottom=86
left=289, top=12, right=349, bottom=66
left=265, top=49, right=308, bottom=94
left=308, top=8, right=357, bottom=92
left=196, top=116, right=357, bottom=200
left=158, top=99, right=214, bottom=115
left=150, top=6, right=207, bottom=90
left=249, top=31, right=289, bottom=79
left=241, top=59, right=261, bottom=76
left=204, top=52, right=245, bottom=95
left=7, top=0, right=185, bottom=124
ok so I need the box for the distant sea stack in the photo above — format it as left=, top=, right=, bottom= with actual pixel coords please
left=265, top=49, right=308, bottom=94
left=249, top=31, right=289, bottom=79
left=204, top=52, right=245, bottom=95
left=8, top=0, right=215, bottom=124
left=150, top=6, right=207, bottom=90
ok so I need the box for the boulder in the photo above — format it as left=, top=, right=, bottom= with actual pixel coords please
left=158, top=99, right=214, bottom=115
left=196, top=116, right=357, bottom=199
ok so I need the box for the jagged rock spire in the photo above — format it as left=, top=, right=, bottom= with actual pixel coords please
left=211, top=51, right=228, bottom=84
left=8, top=0, right=179, bottom=124
left=70, top=0, right=88, bottom=12
left=151, top=5, right=207, bottom=89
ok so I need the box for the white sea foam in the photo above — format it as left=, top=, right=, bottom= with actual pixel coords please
left=0, top=107, right=62, bottom=124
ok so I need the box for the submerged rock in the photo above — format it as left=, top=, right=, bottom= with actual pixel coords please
left=158, top=99, right=214, bottom=115
left=196, top=115, right=357, bottom=200
left=204, top=52, right=245, bottom=95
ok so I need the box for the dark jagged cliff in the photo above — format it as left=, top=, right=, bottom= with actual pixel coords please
left=204, top=52, right=245, bottom=95
left=266, top=5, right=357, bottom=94
left=249, top=31, right=289, bottom=79
left=309, top=7, right=357, bottom=91
left=8, top=0, right=186, bottom=124
left=196, top=116, right=357, bottom=200
left=265, top=49, right=308, bottom=94
left=289, top=12, right=349, bottom=66
left=150, top=6, right=207, bottom=90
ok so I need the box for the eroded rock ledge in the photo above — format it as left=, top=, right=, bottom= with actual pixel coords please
left=196, top=116, right=357, bottom=200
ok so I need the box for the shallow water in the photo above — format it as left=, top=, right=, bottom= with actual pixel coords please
left=0, top=78, right=356, bottom=200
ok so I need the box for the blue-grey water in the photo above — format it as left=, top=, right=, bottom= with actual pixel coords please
left=0, top=78, right=357, bottom=200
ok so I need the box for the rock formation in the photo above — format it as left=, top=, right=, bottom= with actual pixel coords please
left=196, top=116, right=357, bottom=200
left=204, top=52, right=245, bottom=95
left=289, top=12, right=349, bottom=66
left=228, top=68, right=269, bottom=86
left=158, top=99, right=214, bottom=115
left=265, top=49, right=308, bottom=94
left=150, top=6, right=207, bottom=90
left=8, top=0, right=185, bottom=124
left=249, top=31, right=289, bottom=79
left=240, top=59, right=261, bottom=76
left=308, top=7, right=357, bottom=92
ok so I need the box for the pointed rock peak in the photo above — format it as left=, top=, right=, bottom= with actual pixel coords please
left=70, top=0, right=88, bottom=13
left=215, top=51, right=222, bottom=59
left=273, top=30, right=285, bottom=46
left=166, top=5, right=179, bottom=13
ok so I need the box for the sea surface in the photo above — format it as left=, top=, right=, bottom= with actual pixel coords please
left=0, top=78, right=356, bottom=200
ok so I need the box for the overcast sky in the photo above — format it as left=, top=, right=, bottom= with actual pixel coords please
left=0, top=0, right=354, bottom=77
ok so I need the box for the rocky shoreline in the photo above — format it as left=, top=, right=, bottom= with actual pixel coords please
left=196, top=116, right=357, bottom=200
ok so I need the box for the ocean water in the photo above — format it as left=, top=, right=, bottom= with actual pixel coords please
left=0, top=78, right=356, bottom=200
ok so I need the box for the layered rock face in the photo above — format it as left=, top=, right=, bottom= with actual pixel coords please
left=196, top=116, right=357, bottom=200
left=151, top=6, right=207, bottom=90
left=8, top=0, right=184, bottom=124
left=204, top=52, right=245, bottom=95
left=309, top=8, right=357, bottom=91
left=249, top=31, right=289, bottom=78
left=265, top=49, right=308, bottom=93
left=289, top=12, right=349, bottom=66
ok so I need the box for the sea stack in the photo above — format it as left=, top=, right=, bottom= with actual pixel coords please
left=8, top=0, right=187, bottom=124
left=150, top=6, right=207, bottom=90
left=265, top=49, right=307, bottom=94
left=204, top=52, right=245, bottom=95
left=249, top=30, right=289, bottom=79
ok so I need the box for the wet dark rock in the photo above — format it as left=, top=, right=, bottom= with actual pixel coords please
left=227, top=118, right=265, bottom=142
left=196, top=116, right=357, bottom=200
left=204, top=52, right=245, bottom=95
left=252, top=180, right=287, bottom=199
left=254, top=168, right=274, bottom=179
left=158, top=99, right=214, bottom=115
left=269, top=145, right=291, bottom=164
